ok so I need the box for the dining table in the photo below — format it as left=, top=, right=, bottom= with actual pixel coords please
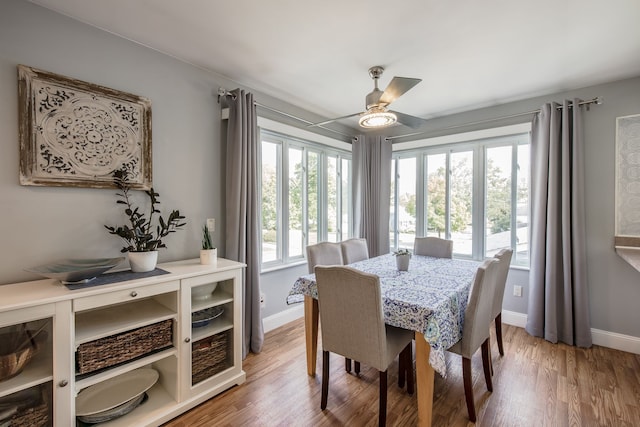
left=287, top=253, right=481, bottom=426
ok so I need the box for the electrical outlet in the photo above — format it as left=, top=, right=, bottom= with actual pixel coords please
left=513, top=285, right=523, bottom=297
left=260, top=292, right=266, bottom=308
left=206, top=218, right=215, bottom=233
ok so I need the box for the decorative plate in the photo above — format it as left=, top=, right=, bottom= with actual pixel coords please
left=76, top=392, right=147, bottom=424
left=25, top=257, right=124, bottom=284
left=76, top=368, right=158, bottom=416
left=191, top=306, right=224, bottom=328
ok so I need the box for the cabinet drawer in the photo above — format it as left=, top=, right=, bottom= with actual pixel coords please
left=73, top=280, right=180, bottom=312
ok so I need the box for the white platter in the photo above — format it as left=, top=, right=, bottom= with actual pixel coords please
left=25, top=257, right=124, bottom=284
left=76, top=368, right=159, bottom=416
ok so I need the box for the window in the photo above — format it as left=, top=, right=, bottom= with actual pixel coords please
left=390, top=132, right=530, bottom=266
left=260, top=130, right=351, bottom=269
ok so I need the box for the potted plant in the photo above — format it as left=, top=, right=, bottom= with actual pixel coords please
left=393, top=248, right=412, bottom=271
left=105, top=168, right=186, bottom=272
left=200, top=224, right=217, bottom=265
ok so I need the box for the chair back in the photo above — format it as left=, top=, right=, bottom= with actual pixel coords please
left=458, top=258, right=500, bottom=358
left=413, top=236, right=453, bottom=258
left=306, top=242, right=344, bottom=274
left=315, top=266, right=388, bottom=371
left=491, top=249, right=513, bottom=319
left=340, top=238, right=370, bottom=264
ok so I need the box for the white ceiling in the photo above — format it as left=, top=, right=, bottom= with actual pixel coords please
left=28, top=0, right=640, bottom=132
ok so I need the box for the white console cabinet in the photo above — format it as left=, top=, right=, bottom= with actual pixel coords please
left=0, top=258, right=246, bottom=426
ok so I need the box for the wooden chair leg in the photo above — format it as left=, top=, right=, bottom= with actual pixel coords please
left=495, top=313, right=504, bottom=356
left=354, top=361, right=360, bottom=374
left=379, top=370, right=387, bottom=427
left=489, top=346, right=494, bottom=377
left=462, top=357, right=476, bottom=422
left=345, top=357, right=352, bottom=373
left=405, top=344, right=414, bottom=395
left=321, top=351, right=330, bottom=410
left=481, top=339, right=493, bottom=392
left=398, top=351, right=405, bottom=388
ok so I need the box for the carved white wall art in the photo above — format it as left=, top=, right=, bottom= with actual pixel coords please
left=18, top=65, right=152, bottom=189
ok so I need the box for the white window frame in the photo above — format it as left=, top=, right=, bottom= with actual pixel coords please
left=258, top=119, right=352, bottom=272
left=391, top=124, right=531, bottom=267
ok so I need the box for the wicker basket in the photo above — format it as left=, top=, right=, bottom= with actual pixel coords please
left=76, top=319, right=173, bottom=375
left=192, top=330, right=231, bottom=384
left=7, top=386, right=50, bottom=427
left=9, top=401, right=49, bottom=427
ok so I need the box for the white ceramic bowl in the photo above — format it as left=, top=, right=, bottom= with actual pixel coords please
left=191, top=283, right=218, bottom=302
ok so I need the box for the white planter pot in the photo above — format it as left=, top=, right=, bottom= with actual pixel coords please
left=200, top=248, right=217, bottom=266
left=396, top=254, right=411, bottom=271
left=128, top=251, right=158, bottom=273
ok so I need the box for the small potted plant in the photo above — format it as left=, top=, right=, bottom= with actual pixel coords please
left=393, top=248, right=412, bottom=271
left=200, top=224, right=217, bottom=265
left=105, top=168, right=186, bottom=272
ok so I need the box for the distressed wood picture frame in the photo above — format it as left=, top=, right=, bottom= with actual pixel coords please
left=615, top=113, right=640, bottom=246
left=18, top=65, right=152, bottom=189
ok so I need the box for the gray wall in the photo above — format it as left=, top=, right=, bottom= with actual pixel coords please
left=0, top=0, right=339, bottom=285
left=2, top=0, right=640, bottom=341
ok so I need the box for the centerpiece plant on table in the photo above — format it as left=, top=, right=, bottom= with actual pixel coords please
left=393, top=248, right=412, bottom=271
left=105, top=168, right=186, bottom=272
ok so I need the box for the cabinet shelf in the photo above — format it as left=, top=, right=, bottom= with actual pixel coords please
left=0, top=346, right=53, bottom=398
left=191, top=291, right=233, bottom=313
left=75, top=348, right=177, bottom=392
left=75, top=298, right=176, bottom=346
left=191, top=316, right=233, bottom=343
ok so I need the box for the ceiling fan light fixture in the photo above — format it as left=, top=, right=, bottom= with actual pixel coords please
left=358, top=107, right=397, bottom=128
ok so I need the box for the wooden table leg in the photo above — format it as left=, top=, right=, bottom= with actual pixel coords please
left=304, top=296, right=319, bottom=376
left=415, top=332, right=434, bottom=426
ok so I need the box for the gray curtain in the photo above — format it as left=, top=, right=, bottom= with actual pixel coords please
left=225, top=89, right=264, bottom=357
left=525, top=99, right=592, bottom=347
left=352, top=135, right=392, bottom=257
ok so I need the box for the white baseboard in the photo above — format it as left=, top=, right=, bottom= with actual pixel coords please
left=590, top=328, right=640, bottom=355
left=263, top=304, right=304, bottom=333
left=501, top=310, right=640, bottom=355
left=502, top=310, right=527, bottom=328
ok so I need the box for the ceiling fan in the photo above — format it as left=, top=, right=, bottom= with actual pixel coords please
left=310, top=66, right=427, bottom=130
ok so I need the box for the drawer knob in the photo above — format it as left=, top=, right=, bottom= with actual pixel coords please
left=185, top=337, right=191, bottom=343
left=130, top=291, right=138, bottom=297
left=58, top=380, right=68, bottom=387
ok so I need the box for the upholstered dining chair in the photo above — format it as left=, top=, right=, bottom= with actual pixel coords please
left=306, top=242, right=356, bottom=372
left=447, top=258, right=500, bottom=422
left=306, top=242, right=343, bottom=274
left=315, top=266, right=414, bottom=427
left=491, top=248, right=513, bottom=359
left=413, top=236, right=454, bottom=258
left=340, top=238, right=370, bottom=264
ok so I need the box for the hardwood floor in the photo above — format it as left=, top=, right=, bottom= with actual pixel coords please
left=165, top=318, right=640, bottom=427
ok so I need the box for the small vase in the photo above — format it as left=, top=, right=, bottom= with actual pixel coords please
left=396, top=254, right=410, bottom=271
left=200, top=248, right=217, bottom=266
left=128, top=251, right=158, bottom=273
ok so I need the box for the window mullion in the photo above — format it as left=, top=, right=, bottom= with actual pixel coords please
left=280, top=141, right=289, bottom=263
left=511, top=142, right=518, bottom=255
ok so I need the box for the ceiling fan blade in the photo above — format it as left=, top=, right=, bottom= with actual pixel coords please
left=378, top=77, right=422, bottom=106
left=391, top=110, right=428, bottom=129
left=308, top=112, right=363, bottom=127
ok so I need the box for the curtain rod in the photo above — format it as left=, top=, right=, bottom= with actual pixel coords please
left=217, top=88, right=354, bottom=139
left=218, top=88, right=602, bottom=143
left=387, top=96, right=603, bottom=141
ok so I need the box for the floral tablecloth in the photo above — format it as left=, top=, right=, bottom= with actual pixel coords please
left=287, top=253, right=480, bottom=377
